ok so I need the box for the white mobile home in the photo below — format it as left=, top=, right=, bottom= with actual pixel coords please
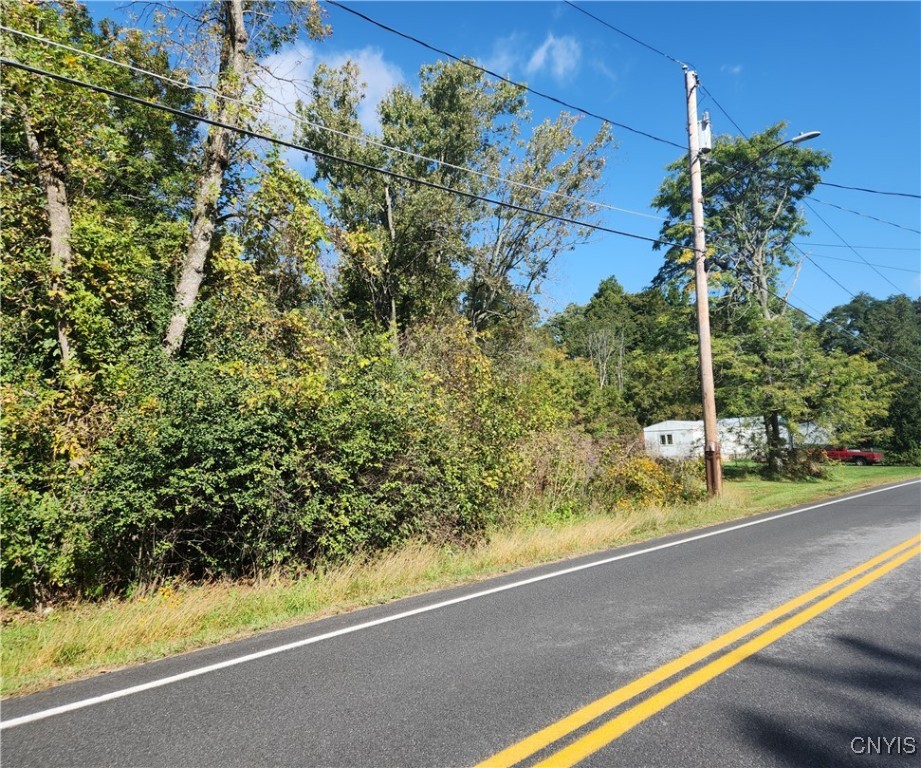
left=642, top=420, right=704, bottom=459
left=644, top=417, right=782, bottom=460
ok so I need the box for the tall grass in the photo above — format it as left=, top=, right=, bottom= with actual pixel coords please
left=2, top=465, right=917, bottom=697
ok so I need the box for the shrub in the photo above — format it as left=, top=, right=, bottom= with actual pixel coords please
left=591, top=446, right=706, bottom=509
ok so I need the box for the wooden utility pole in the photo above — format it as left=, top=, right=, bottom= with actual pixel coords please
left=684, top=68, right=722, bottom=497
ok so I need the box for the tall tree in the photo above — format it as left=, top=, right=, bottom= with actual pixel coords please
left=550, top=277, right=635, bottom=390
left=161, top=0, right=327, bottom=355
left=298, top=59, right=611, bottom=339
left=2, top=0, right=195, bottom=372
left=462, top=114, right=611, bottom=333
left=652, top=123, right=830, bottom=319
left=714, top=309, right=893, bottom=472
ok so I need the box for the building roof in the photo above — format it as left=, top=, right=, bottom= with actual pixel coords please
left=643, top=420, right=703, bottom=431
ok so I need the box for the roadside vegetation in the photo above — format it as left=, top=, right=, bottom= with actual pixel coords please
left=3, top=465, right=917, bottom=698
left=3, top=3, right=920, bottom=697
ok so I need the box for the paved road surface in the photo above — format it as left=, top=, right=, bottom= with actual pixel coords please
left=2, top=480, right=919, bottom=767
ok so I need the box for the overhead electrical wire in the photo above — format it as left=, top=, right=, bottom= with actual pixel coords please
left=0, top=57, right=682, bottom=250
left=704, top=151, right=920, bottom=239
left=807, top=197, right=920, bottom=235
left=802, top=201, right=905, bottom=294
left=818, top=181, right=921, bottom=200
left=698, top=85, right=747, bottom=138
left=807, top=253, right=919, bottom=274
left=682, top=85, right=909, bottom=295
left=7, top=57, right=919, bottom=375
left=795, top=242, right=919, bottom=251
left=562, top=1, right=691, bottom=68
left=323, top=0, right=686, bottom=150
left=774, top=288, right=921, bottom=376
left=0, top=24, right=667, bottom=224
left=792, top=244, right=858, bottom=300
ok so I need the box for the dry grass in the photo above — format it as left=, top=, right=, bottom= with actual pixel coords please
left=3, top=466, right=918, bottom=697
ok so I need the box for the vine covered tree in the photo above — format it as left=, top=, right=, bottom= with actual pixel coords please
left=161, top=0, right=328, bottom=355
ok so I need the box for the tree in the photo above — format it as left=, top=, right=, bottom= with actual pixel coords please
left=652, top=123, right=830, bottom=320
left=820, top=293, right=921, bottom=456
left=298, top=58, right=611, bottom=340
left=161, top=0, right=328, bottom=355
left=714, top=309, right=893, bottom=473
left=2, top=0, right=196, bottom=373
left=550, top=277, right=634, bottom=390
left=462, top=114, right=611, bottom=334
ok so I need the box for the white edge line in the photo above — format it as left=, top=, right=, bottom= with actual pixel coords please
left=3, top=478, right=919, bottom=730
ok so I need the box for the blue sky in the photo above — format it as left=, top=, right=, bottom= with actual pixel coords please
left=90, top=1, right=921, bottom=320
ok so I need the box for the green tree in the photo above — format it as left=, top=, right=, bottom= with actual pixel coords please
left=298, top=58, right=611, bottom=339
left=462, top=113, right=611, bottom=335
left=820, top=293, right=921, bottom=456
left=550, top=277, right=635, bottom=390
left=652, top=123, right=830, bottom=319
left=160, top=0, right=328, bottom=355
left=1, top=0, right=196, bottom=373
left=715, top=309, right=893, bottom=473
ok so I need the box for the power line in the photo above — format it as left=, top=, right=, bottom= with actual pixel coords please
left=687, top=87, right=910, bottom=295
left=803, top=201, right=905, bottom=294
left=10, top=60, right=917, bottom=376
left=808, top=197, right=920, bottom=235
left=563, top=1, right=691, bottom=68
left=0, top=24, right=666, bottom=224
left=323, top=0, right=686, bottom=150
left=698, top=85, right=747, bottom=138
left=818, top=181, right=921, bottom=199
left=794, top=242, right=920, bottom=251
left=808, top=253, right=920, bottom=274
left=519, top=9, right=920, bottom=372
left=1, top=56, right=682, bottom=250
left=794, top=245, right=857, bottom=300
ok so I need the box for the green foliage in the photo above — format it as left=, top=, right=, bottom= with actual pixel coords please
left=8, top=4, right=904, bottom=614
left=1, top=0, right=196, bottom=374
left=820, top=294, right=921, bottom=454
left=712, top=307, right=893, bottom=476
left=299, top=58, right=611, bottom=335
left=652, top=123, right=830, bottom=318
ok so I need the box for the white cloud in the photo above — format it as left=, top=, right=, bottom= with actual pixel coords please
left=721, top=64, right=743, bottom=75
left=254, top=43, right=404, bottom=168
left=256, top=44, right=318, bottom=141
left=482, top=33, right=525, bottom=76
left=525, top=33, right=581, bottom=81
left=593, top=59, right=619, bottom=84
left=323, top=47, right=404, bottom=133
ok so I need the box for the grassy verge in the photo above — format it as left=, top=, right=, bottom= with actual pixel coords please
left=2, top=465, right=917, bottom=698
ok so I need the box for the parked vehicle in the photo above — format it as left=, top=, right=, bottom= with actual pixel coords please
left=823, top=447, right=884, bottom=466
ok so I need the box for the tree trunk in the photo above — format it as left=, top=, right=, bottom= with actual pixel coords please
left=21, top=108, right=73, bottom=366
left=765, top=410, right=784, bottom=475
left=163, top=0, right=249, bottom=356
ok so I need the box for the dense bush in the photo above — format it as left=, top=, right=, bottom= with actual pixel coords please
left=1, top=321, right=535, bottom=605
left=592, top=447, right=706, bottom=508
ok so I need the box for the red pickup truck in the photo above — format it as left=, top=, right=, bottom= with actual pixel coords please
left=823, top=447, right=884, bottom=466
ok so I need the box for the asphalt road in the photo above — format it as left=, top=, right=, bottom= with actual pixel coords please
left=2, top=480, right=919, bottom=768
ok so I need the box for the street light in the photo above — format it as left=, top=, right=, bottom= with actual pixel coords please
left=703, top=131, right=822, bottom=198
left=683, top=68, right=819, bottom=497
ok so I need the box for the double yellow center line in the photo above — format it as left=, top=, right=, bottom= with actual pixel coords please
left=476, top=535, right=921, bottom=768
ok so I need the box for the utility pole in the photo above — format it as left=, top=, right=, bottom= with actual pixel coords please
left=684, top=68, right=722, bottom=497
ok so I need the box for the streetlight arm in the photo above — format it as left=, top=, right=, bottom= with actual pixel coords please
left=702, top=131, right=821, bottom=198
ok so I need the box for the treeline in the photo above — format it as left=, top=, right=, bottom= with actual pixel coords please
left=2, top=2, right=917, bottom=607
